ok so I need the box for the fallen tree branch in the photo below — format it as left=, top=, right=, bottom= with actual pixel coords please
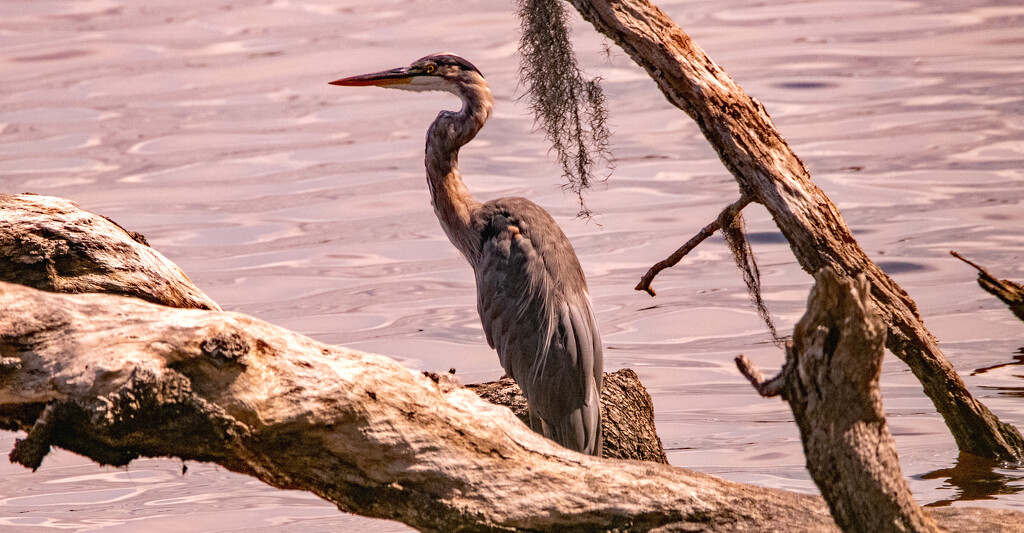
left=635, top=195, right=752, bottom=296
left=1, top=197, right=1019, bottom=530
left=0, top=193, right=665, bottom=463
left=951, top=251, right=1024, bottom=322
left=1, top=281, right=1017, bottom=531
left=738, top=269, right=940, bottom=532
left=0, top=280, right=841, bottom=531
left=568, top=0, right=1024, bottom=462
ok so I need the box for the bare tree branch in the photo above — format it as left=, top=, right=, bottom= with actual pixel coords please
left=0, top=194, right=1018, bottom=531
left=951, top=251, right=1024, bottom=322
left=635, top=195, right=752, bottom=295
left=568, top=0, right=1024, bottom=462
left=735, top=353, right=785, bottom=398
left=0, top=280, right=844, bottom=532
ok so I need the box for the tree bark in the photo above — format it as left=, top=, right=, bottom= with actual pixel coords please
left=0, top=193, right=664, bottom=464
left=0, top=195, right=1019, bottom=531
left=468, top=369, right=669, bottom=464
left=1, top=281, right=1019, bottom=532
left=566, top=0, right=1024, bottom=462
left=739, top=269, right=940, bottom=533
left=0, top=280, right=843, bottom=532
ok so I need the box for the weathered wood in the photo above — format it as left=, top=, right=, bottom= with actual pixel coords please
left=0, top=198, right=1019, bottom=530
left=739, top=269, right=940, bottom=532
left=3, top=281, right=1020, bottom=532
left=468, top=369, right=669, bottom=464
left=951, top=251, right=1024, bottom=322
left=1, top=193, right=665, bottom=464
left=0, top=280, right=841, bottom=532
left=567, top=0, right=1024, bottom=462
left=0, top=194, right=220, bottom=311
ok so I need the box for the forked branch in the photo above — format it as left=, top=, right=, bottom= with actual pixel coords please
left=568, top=0, right=1024, bottom=461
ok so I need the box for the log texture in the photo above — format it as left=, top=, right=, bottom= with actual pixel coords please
left=0, top=280, right=840, bottom=532
left=2, top=281, right=1019, bottom=531
left=0, top=198, right=1020, bottom=530
left=1, top=193, right=663, bottom=464
left=0, top=194, right=220, bottom=311
left=739, top=269, right=940, bottom=532
left=567, top=0, right=1024, bottom=462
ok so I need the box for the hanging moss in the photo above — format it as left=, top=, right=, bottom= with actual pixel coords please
left=514, top=0, right=613, bottom=218
left=723, top=213, right=782, bottom=344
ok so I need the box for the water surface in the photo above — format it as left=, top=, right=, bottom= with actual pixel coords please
left=2, top=0, right=1023, bottom=530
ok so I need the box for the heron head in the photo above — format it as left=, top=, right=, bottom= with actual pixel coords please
left=329, top=53, right=485, bottom=98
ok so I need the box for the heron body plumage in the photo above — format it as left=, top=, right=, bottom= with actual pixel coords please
left=330, top=53, right=603, bottom=455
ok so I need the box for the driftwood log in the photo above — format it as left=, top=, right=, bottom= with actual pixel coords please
left=0, top=194, right=220, bottom=311
left=2, top=279, right=1023, bottom=531
left=951, top=251, right=1024, bottom=323
left=0, top=193, right=662, bottom=463
left=1, top=197, right=1022, bottom=528
left=738, top=269, right=939, bottom=533
left=567, top=0, right=1024, bottom=462
left=0, top=279, right=846, bottom=531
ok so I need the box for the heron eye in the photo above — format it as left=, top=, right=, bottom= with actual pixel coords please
left=425, top=64, right=435, bottom=74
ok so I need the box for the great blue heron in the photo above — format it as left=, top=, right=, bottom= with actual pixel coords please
left=329, top=53, right=602, bottom=456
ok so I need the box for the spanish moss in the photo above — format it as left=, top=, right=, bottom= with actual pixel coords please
left=515, top=0, right=613, bottom=218
left=723, top=214, right=782, bottom=345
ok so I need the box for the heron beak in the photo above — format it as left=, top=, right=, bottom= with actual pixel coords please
left=328, top=67, right=416, bottom=87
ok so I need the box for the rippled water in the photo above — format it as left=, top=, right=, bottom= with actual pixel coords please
left=2, top=0, right=1023, bottom=530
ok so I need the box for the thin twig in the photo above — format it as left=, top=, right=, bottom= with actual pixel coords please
left=635, top=195, right=753, bottom=296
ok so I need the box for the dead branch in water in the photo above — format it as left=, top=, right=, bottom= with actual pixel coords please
left=0, top=194, right=1020, bottom=530
left=567, top=0, right=1024, bottom=462
left=0, top=280, right=841, bottom=532
left=951, top=251, right=1024, bottom=322
left=0, top=193, right=663, bottom=463
left=738, top=269, right=940, bottom=532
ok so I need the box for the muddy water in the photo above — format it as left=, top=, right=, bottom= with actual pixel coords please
left=2, top=0, right=1022, bottom=530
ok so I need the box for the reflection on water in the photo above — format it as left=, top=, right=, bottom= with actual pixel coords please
left=2, top=0, right=1023, bottom=529
left=921, top=453, right=1024, bottom=508
left=973, top=347, right=1024, bottom=377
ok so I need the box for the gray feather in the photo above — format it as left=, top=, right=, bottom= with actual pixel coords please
left=473, top=198, right=602, bottom=455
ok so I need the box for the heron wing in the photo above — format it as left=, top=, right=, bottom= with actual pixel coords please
left=473, top=198, right=603, bottom=451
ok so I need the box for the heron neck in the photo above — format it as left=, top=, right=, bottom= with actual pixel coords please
left=425, top=85, right=493, bottom=262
